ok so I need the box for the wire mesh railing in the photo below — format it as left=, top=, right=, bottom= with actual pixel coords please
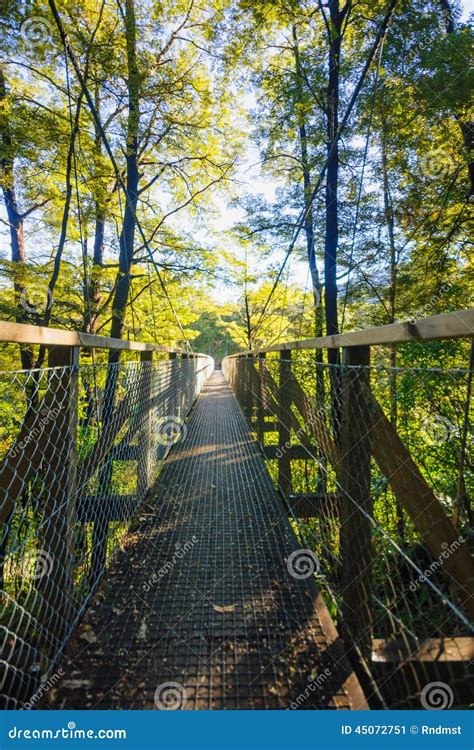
left=0, top=339, right=213, bottom=709
left=222, top=341, right=473, bottom=709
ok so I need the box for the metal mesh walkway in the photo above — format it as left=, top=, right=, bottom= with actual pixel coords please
left=51, top=371, right=367, bottom=710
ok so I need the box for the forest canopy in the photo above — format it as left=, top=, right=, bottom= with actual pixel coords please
left=0, top=0, right=472, bottom=361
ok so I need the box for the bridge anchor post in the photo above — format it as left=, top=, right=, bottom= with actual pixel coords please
left=278, top=350, right=292, bottom=497
left=340, top=345, right=372, bottom=663
left=256, top=352, right=266, bottom=446
left=38, top=344, right=79, bottom=638
left=137, top=350, right=153, bottom=498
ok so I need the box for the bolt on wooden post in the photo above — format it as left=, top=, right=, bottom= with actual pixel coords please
left=339, top=345, right=373, bottom=661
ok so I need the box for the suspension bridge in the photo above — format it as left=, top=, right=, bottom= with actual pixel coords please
left=0, top=310, right=473, bottom=710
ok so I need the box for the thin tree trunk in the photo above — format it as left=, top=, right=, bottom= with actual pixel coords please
left=324, top=1, right=341, bottom=355
left=244, top=291, right=252, bottom=350
left=438, top=0, right=473, bottom=196
left=85, top=87, right=106, bottom=334
left=92, top=0, right=140, bottom=582
left=324, top=1, right=346, bottom=442
left=382, top=135, right=404, bottom=538
left=35, top=90, right=84, bottom=370
left=107, top=0, right=140, bottom=352
left=292, top=26, right=327, bottom=494
left=292, top=27, right=323, bottom=331
left=0, top=65, right=34, bottom=373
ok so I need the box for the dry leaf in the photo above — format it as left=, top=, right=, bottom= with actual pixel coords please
left=62, top=679, right=91, bottom=689
left=213, top=604, right=236, bottom=613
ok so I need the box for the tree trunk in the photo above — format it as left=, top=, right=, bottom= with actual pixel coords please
left=93, top=0, right=141, bottom=582
left=292, top=27, right=323, bottom=331
left=438, top=0, right=473, bottom=196
left=382, top=134, right=404, bottom=538
left=292, top=26, right=327, bottom=494
left=325, top=1, right=341, bottom=358
left=34, top=90, right=84, bottom=370
left=244, top=290, right=252, bottom=350
left=84, top=209, right=105, bottom=333
left=85, top=87, right=106, bottom=334
left=108, top=0, right=140, bottom=353
left=324, top=1, right=345, bottom=442
left=0, top=64, right=34, bottom=373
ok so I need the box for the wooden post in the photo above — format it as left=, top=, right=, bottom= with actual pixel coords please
left=137, top=350, right=153, bottom=499
left=257, top=352, right=266, bottom=446
left=243, top=354, right=254, bottom=422
left=278, top=350, right=292, bottom=497
left=38, top=345, right=79, bottom=636
left=339, top=345, right=372, bottom=661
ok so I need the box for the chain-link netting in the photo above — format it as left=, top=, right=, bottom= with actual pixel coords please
left=223, top=349, right=473, bottom=709
left=0, top=352, right=213, bottom=708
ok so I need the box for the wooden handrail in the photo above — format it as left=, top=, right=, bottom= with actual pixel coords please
left=225, top=309, right=474, bottom=356
left=0, top=320, right=208, bottom=357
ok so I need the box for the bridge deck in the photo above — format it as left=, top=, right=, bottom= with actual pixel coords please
left=52, top=371, right=367, bottom=710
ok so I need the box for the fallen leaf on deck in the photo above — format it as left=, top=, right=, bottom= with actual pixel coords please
left=213, top=604, right=236, bottom=613
left=62, top=679, right=91, bottom=689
